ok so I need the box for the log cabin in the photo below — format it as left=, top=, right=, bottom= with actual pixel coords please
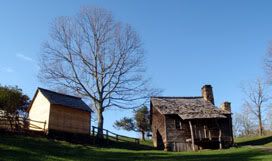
left=150, top=85, right=233, bottom=152
left=27, top=88, right=92, bottom=135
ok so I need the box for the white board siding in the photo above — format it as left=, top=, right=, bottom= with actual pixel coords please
left=28, top=91, right=50, bottom=131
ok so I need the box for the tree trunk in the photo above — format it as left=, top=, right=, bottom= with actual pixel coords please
left=97, top=107, right=104, bottom=139
left=141, top=131, right=145, bottom=141
left=258, top=112, right=263, bottom=136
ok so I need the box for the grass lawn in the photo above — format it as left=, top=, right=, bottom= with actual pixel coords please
left=265, top=142, right=272, bottom=147
left=235, top=135, right=272, bottom=147
left=1, top=133, right=272, bottom=161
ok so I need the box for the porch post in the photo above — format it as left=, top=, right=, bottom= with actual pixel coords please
left=189, top=120, right=195, bottom=151
left=204, top=125, right=207, bottom=138
left=219, top=129, right=222, bottom=149
left=208, top=130, right=212, bottom=140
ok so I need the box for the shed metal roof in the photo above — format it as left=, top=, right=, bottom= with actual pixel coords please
left=28, top=88, right=92, bottom=113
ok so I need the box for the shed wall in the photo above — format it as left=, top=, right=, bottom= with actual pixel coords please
left=49, top=105, right=90, bottom=134
left=28, top=91, right=50, bottom=131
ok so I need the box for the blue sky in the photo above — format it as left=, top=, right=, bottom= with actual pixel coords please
left=0, top=0, right=271, bottom=137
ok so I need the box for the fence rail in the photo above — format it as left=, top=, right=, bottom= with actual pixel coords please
left=0, top=115, right=46, bottom=132
left=0, top=115, right=140, bottom=146
left=91, top=126, right=140, bottom=144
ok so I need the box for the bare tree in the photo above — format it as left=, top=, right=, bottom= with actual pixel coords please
left=264, top=45, right=272, bottom=133
left=242, top=79, right=270, bottom=136
left=264, top=44, right=272, bottom=84
left=265, top=107, right=272, bottom=131
left=39, top=7, right=156, bottom=137
left=233, top=107, right=256, bottom=137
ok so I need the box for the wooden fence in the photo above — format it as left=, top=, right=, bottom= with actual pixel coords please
left=0, top=115, right=46, bottom=133
left=0, top=115, right=140, bottom=146
left=91, top=126, right=140, bottom=144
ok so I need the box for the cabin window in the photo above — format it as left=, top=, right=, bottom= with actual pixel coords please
left=175, top=118, right=182, bottom=130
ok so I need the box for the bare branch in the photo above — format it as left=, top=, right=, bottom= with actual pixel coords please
left=39, top=7, right=159, bottom=135
left=241, top=79, right=270, bottom=136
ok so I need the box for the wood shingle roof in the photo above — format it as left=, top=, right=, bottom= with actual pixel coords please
left=151, top=96, right=230, bottom=120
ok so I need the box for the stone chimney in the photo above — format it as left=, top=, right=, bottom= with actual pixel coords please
left=220, top=102, right=231, bottom=112
left=201, top=85, right=214, bottom=105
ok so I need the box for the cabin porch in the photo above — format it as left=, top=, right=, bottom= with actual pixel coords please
left=185, top=118, right=233, bottom=151
left=165, top=115, right=233, bottom=151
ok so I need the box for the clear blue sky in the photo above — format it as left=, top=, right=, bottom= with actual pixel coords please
left=0, top=0, right=270, bottom=137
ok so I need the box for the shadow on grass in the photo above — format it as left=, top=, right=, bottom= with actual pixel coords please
left=50, top=134, right=154, bottom=150
left=0, top=133, right=271, bottom=161
left=97, top=140, right=155, bottom=150
left=237, top=136, right=272, bottom=146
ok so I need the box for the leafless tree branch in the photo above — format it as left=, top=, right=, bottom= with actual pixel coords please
left=241, top=79, right=270, bottom=136
left=39, top=7, right=159, bottom=136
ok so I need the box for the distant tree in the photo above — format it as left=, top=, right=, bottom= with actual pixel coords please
left=0, top=85, right=30, bottom=129
left=114, top=106, right=150, bottom=140
left=38, top=7, right=157, bottom=137
left=114, top=117, right=135, bottom=131
left=233, top=113, right=243, bottom=137
left=264, top=44, right=272, bottom=83
left=264, top=46, right=272, bottom=132
left=265, top=108, right=272, bottom=131
left=233, top=108, right=256, bottom=137
left=0, top=85, right=29, bottom=114
left=242, top=79, right=270, bottom=136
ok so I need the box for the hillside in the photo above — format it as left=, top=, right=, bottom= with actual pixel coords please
left=235, top=136, right=272, bottom=147
left=1, top=134, right=272, bottom=161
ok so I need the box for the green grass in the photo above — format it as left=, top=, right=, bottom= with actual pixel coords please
left=140, top=139, right=153, bottom=146
left=235, top=135, right=272, bottom=147
left=101, top=133, right=153, bottom=147
left=265, top=142, right=272, bottom=147
left=1, top=134, right=272, bottom=161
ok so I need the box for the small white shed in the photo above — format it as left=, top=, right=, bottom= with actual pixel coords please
left=27, top=88, right=92, bottom=134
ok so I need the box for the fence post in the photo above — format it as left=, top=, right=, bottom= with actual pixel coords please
left=92, top=126, right=96, bottom=145
left=106, top=130, right=109, bottom=144
left=43, top=121, right=46, bottom=133
left=89, top=126, right=141, bottom=145
left=92, top=126, right=95, bottom=136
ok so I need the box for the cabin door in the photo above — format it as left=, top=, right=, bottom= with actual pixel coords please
left=156, top=130, right=164, bottom=150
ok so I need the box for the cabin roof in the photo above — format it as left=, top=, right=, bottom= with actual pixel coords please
left=28, top=88, right=93, bottom=113
left=151, top=96, right=230, bottom=120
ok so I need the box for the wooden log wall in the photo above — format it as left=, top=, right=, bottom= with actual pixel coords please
left=165, top=115, right=196, bottom=151
left=151, top=107, right=167, bottom=149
